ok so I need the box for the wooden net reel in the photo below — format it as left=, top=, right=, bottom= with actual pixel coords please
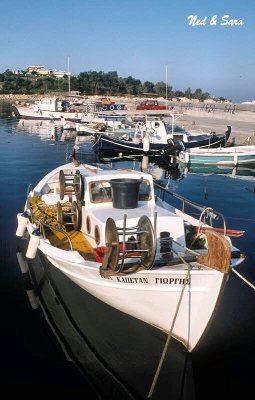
left=101, top=214, right=156, bottom=274
left=59, top=169, right=84, bottom=201
left=57, top=200, right=81, bottom=230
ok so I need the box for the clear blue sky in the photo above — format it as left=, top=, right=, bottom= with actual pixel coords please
left=1, top=0, right=254, bottom=102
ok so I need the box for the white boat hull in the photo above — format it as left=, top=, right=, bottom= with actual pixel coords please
left=179, top=145, right=255, bottom=166
left=14, top=105, right=84, bottom=121
left=18, top=160, right=244, bottom=356
left=31, top=231, right=227, bottom=352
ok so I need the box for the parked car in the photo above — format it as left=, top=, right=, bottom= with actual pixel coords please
left=136, top=100, right=169, bottom=110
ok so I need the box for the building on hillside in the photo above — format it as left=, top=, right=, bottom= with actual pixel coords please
left=26, top=65, right=69, bottom=78
left=52, top=70, right=67, bottom=78
left=27, top=65, right=52, bottom=76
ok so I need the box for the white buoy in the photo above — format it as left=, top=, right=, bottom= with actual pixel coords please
left=16, top=211, right=29, bottom=237
left=26, top=229, right=40, bottom=259
left=142, top=134, right=150, bottom=153
left=16, top=247, right=29, bottom=273
left=141, top=155, right=149, bottom=171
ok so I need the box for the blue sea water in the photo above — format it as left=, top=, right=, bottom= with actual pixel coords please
left=0, top=100, right=255, bottom=399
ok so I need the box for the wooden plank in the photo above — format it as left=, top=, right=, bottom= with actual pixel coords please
left=190, top=225, right=245, bottom=237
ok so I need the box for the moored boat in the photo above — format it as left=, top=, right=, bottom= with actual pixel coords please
left=16, top=156, right=245, bottom=396
left=93, top=120, right=231, bottom=156
left=13, top=97, right=86, bottom=121
left=177, top=145, right=255, bottom=166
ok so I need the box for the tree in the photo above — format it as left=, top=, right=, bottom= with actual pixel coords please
left=154, top=81, right=173, bottom=98
left=174, top=90, right=185, bottom=98
left=142, top=81, right=155, bottom=94
left=184, top=88, right=192, bottom=99
left=123, top=76, right=141, bottom=95
left=0, top=68, right=215, bottom=99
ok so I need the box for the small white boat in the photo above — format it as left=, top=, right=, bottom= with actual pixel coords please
left=178, top=145, right=255, bottom=166
left=16, top=156, right=245, bottom=357
left=75, top=113, right=134, bottom=139
left=13, top=97, right=86, bottom=121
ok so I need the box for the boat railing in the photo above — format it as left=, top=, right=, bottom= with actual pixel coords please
left=154, top=182, right=227, bottom=234
left=26, top=184, right=73, bottom=251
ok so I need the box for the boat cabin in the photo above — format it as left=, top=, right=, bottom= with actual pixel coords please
left=32, top=163, right=186, bottom=261
left=32, top=97, right=70, bottom=113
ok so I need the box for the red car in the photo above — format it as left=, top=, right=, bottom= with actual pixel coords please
left=136, top=100, right=168, bottom=110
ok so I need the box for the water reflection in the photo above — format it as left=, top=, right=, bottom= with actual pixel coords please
left=96, top=153, right=255, bottom=183
left=16, top=246, right=195, bottom=400
left=15, top=119, right=77, bottom=142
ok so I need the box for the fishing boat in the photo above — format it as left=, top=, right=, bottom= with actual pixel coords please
left=13, top=97, right=86, bottom=121
left=16, top=154, right=247, bottom=397
left=177, top=145, right=255, bottom=166
left=16, top=154, right=245, bottom=341
left=76, top=113, right=133, bottom=133
left=93, top=119, right=231, bottom=156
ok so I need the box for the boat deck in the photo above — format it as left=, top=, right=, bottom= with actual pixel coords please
left=47, top=229, right=95, bottom=260
left=27, top=193, right=237, bottom=274
left=28, top=195, right=96, bottom=260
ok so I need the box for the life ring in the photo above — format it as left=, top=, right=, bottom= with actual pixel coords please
left=110, top=105, right=114, bottom=111
left=102, top=106, right=107, bottom=111
left=117, top=105, right=121, bottom=110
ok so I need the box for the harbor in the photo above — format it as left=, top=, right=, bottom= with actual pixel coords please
left=1, top=99, right=255, bottom=399
left=1, top=2, right=255, bottom=398
left=5, top=93, right=255, bottom=145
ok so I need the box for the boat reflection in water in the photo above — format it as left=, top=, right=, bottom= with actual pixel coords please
left=182, top=163, right=255, bottom=179
left=96, top=153, right=185, bottom=180
left=145, top=154, right=255, bottom=181
left=97, top=151, right=255, bottom=182
left=16, top=246, right=195, bottom=400
left=15, top=119, right=77, bottom=142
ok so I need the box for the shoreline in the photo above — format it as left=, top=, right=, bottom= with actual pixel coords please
left=2, top=94, right=255, bottom=145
